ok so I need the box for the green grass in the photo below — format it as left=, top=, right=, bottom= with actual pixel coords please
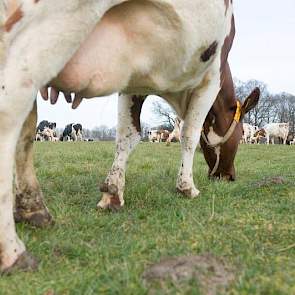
left=1, top=143, right=294, bottom=294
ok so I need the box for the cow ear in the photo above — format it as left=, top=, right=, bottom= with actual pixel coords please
left=240, top=87, right=260, bottom=119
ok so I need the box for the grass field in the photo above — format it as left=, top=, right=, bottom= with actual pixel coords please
left=0, top=142, right=294, bottom=294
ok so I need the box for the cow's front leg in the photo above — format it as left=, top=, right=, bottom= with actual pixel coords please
left=0, top=81, right=38, bottom=273
left=14, top=101, right=53, bottom=228
left=1, top=0, right=123, bottom=273
left=98, top=94, right=145, bottom=210
left=176, top=73, right=221, bottom=198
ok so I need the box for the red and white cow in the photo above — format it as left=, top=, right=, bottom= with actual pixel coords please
left=260, top=123, right=290, bottom=145
left=0, top=0, right=259, bottom=273
left=242, top=123, right=259, bottom=144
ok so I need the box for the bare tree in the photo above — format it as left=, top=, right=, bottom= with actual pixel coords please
left=151, top=99, right=176, bottom=130
left=235, top=79, right=275, bottom=126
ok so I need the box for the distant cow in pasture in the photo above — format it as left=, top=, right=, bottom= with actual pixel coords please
left=258, top=123, right=289, bottom=145
left=242, top=123, right=259, bottom=144
left=148, top=130, right=161, bottom=143
left=37, top=120, right=56, bottom=133
left=61, top=123, right=83, bottom=142
left=0, top=0, right=263, bottom=273
left=149, top=129, right=170, bottom=142
left=36, top=120, right=57, bottom=141
left=159, top=129, right=170, bottom=142
left=286, top=134, right=294, bottom=145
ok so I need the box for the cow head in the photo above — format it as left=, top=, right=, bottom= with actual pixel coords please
left=201, top=87, right=260, bottom=181
left=48, top=122, right=57, bottom=129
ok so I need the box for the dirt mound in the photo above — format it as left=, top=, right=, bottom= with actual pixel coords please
left=255, top=176, right=286, bottom=188
left=143, top=254, right=235, bottom=295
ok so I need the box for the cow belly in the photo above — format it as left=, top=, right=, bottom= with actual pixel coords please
left=50, top=0, right=225, bottom=96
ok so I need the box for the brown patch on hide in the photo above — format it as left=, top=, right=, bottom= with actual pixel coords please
left=143, top=254, right=235, bottom=295
left=131, top=95, right=145, bottom=132
left=220, top=15, right=235, bottom=85
left=200, top=41, right=218, bottom=62
left=4, top=6, right=23, bottom=32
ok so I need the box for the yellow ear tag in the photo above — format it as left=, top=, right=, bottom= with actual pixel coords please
left=234, top=100, right=241, bottom=122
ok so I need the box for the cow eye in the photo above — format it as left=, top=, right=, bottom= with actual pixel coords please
left=229, top=106, right=236, bottom=112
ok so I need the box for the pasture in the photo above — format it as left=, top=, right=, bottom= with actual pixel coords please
left=1, top=142, right=294, bottom=294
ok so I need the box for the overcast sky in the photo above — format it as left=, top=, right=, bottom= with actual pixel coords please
left=37, top=0, right=295, bottom=129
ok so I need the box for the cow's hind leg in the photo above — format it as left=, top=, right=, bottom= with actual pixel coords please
left=14, top=102, right=53, bottom=227
left=175, top=72, right=220, bottom=198
left=98, top=94, right=145, bottom=210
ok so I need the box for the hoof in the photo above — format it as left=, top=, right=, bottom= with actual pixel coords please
left=14, top=209, right=54, bottom=228
left=97, top=192, right=124, bottom=212
left=1, top=252, right=38, bottom=275
left=176, top=187, right=200, bottom=199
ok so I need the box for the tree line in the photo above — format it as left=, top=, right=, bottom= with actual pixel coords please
left=235, top=79, right=295, bottom=134
left=152, top=79, right=295, bottom=135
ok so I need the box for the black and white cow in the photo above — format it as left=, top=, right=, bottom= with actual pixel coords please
left=37, top=120, right=56, bottom=132
left=36, top=120, right=57, bottom=141
left=61, top=123, right=83, bottom=141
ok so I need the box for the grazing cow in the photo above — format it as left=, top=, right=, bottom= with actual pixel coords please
left=0, top=0, right=260, bottom=273
left=200, top=87, right=259, bottom=180
left=36, top=127, right=58, bottom=142
left=61, top=123, right=83, bottom=141
left=166, top=117, right=183, bottom=145
left=148, top=130, right=161, bottom=143
left=259, top=123, right=289, bottom=145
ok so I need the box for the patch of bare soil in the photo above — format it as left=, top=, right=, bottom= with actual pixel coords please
left=255, top=176, right=286, bottom=188
left=143, top=254, right=235, bottom=295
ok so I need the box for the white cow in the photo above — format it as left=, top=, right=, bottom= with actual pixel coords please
left=262, top=123, right=290, bottom=145
left=0, top=0, right=245, bottom=273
